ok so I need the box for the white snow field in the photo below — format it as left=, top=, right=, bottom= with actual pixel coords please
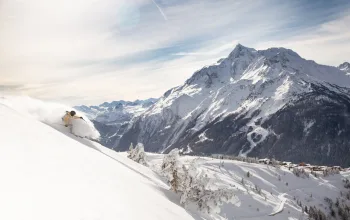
left=0, top=97, right=199, bottom=220
left=0, top=96, right=348, bottom=220
left=142, top=154, right=350, bottom=220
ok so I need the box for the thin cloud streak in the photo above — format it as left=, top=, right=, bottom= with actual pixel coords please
left=151, top=0, right=168, bottom=20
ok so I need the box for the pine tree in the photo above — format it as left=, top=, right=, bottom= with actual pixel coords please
left=161, top=149, right=183, bottom=192
left=331, top=208, right=336, bottom=217
left=127, top=143, right=148, bottom=166
left=127, top=143, right=134, bottom=158
left=161, top=152, right=235, bottom=214
left=335, top=198, right=340, bottom=207
left=241, top=178, right=245, bottom=185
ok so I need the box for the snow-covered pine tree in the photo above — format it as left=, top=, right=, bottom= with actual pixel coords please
left=161, top=149, right=235, bottom=214
left=127, top=143, right=148, bottom=166
left=127, top=143, right=134, bottom=158
left=181, top=159, right=234, bottom=214
left=183, top=171, right=234, bottom=214
left=161, top=149, right=185, bottom=192
left=129, top=143, right=134, bottom=153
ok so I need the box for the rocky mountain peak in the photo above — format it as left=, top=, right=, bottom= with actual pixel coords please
left=228, top=44, right=257, bottom=59
left=338, top=62, right=350, bottom=74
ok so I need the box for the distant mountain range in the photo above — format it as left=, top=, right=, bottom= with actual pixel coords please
left=74, top=98, right=157, bottom=147
left=78, top=44, right=350, bottom=166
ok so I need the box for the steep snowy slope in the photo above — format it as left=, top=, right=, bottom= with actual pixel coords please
left=0, top=97, right=198, bottom=220
left=75, top=98, right=157, bottom=148
left=0, top=96, right=100, bottom=139
left=118, top=44, right=350, bottom=167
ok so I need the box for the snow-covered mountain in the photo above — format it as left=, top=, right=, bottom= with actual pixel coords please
left=75, top=98, right=157, bottom=148
left=118, top=44, right=350, bottom=167
left=1, top=96, right=349, bottom=220
left=75, top=98, right=157, bottom=124
left=338, top=62, right=350, bottom=75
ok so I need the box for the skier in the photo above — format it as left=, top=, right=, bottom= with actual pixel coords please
left=62, top=110, right=84, bottom=127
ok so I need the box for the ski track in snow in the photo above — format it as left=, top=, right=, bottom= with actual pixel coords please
left=268, top=193, right=287, bottom=216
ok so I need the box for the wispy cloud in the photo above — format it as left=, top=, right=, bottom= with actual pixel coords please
left=255, top=10, right=350, bottom=65
left=0, top=0, right=349, bottom=105
left=151, top=0, right=168, bottom=20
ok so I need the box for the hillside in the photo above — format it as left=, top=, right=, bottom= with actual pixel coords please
left=143, top=153, right=350, bottom=220
left=0, top=97, right=196, bottom=220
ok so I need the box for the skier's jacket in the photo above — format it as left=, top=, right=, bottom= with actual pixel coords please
left=62, top=111, right=82, bottom=126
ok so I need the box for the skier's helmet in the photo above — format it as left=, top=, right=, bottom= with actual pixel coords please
left=70, top=111, right=76, bottom=116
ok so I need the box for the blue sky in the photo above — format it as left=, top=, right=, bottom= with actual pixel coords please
left=0, top=0, right=349, bottom=105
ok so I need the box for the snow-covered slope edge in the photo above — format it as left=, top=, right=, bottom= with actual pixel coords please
left=118, top=44, right=350, bottom=167
left=0, top=96, right=100, bottom=139
left=0, top=97, right=200, bottom=220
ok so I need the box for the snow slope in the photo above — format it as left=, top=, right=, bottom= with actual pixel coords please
left=0, top=96, right=100, bottom=139
left=143, top=153, right=350, bottom=220
left=0, top=97, right=198, bottom=220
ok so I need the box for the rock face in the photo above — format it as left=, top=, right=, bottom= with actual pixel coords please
left=116, top=44, right=350, bottom=167
left=75, top=99, right=157, bottom=148
left=338, top=62, right=350, bottom=75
